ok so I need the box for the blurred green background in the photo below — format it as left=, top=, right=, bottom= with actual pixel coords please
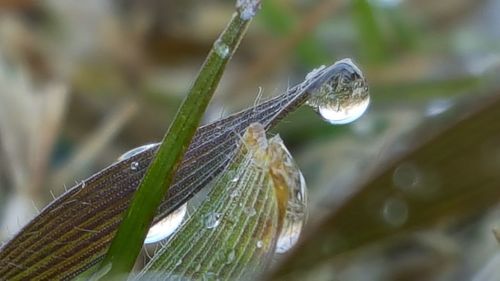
left=1, top=0, right=500, bottom=280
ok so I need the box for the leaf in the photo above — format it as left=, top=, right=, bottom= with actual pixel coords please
left=0, top=59, right=362, bottom=279
left=136, top=123, right=292, bottom=281
left=266, top=94, right=500, bottom=280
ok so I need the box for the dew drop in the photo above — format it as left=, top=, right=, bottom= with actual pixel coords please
left=306, top=58, right=370, bottom=125
left=175, top=258, right=183, bottom=267
left=244, top=207, right=256, bottom=217
left=276, top=172, right=308, bottom=254
left=226, top=250, right=236, bottom=264
left=130, top=161, right=139, bottom=171
left=214, top=39, right=230, bottom=58
left=256, top=240, right=263, bottom=248
left=230, top=176, right=240, bottom=183
left=144, top=203, right=187, bottom=244
left=204, top=212, right=222, bottom=229
left=118, top=143, right=157, bottom=161
left=202, top=271, right=218, bottom=281
left=230, top=188, right=240, bottom=199
left=381, top=197, right=408, bottom=227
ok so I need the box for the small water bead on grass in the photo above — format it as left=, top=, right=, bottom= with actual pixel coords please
left=144, top=203, right=187, bottom=244
left=213, top=39, right=230, bottom=59
left=305, top=58, right=370, bottom=125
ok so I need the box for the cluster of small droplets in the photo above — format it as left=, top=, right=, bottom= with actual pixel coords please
left=306, top=58, right=370, bottom=125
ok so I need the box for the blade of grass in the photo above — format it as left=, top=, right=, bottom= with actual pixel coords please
left=266, top=93, right=500, bottom=280
left=96, top=2, right=261, bottom=279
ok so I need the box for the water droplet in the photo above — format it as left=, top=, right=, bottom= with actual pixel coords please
left=381, top=197, right=408, bottom=227
left=392, top=163, right=419, bottom=190
left=306, top=58, right=370, bottom=125
left=130, top=161, right=139, bottom=171
left=145, top=203, right=187, bottom=244
left=231, top=176, right=240, bottom=183
left=202, top=271, right=218, bottom=281
left=118, top=143, right=157, bottom=161
left=204, top=212, right=222, bottom=229
left=230, top=188, right=240, bottom=198
left=256, top=240, right=263, bottom=248
left=236, top=0, right=261, bottom=20
left=226, top=250, right=236, bottom=264
left=244, top=207, right=256, bottom=217
left=276, top=172, right=308, bottom=254
left=175, top=258, right=183, bottom=267
left=214, top=39, right=230, bottom=58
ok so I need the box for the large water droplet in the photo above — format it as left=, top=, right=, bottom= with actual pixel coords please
left=204, top=212, right=222, bottom=229
left=144, top=203, right=187, bottom=244
left=381, top=197, right=408, bottom=227
left=306, top=58, right=370, bottom=125
left=275, top=172, right=308, bottom=254
left=118, top=143, right=157, bottom=161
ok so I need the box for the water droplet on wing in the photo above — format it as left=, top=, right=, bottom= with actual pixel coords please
left=144, top=204, right=187, bottom=244
left=204, top=212, right=222, bottom=229
left=118, top=143, right=157, bottom=161
left=306, top=58, right=370, bottom=125
left=276, top=172, right=308, bottom=254
left=130, top=161, right=139, bottom=171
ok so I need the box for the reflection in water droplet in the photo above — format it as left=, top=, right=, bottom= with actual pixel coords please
left=230, top=188, right=240, bottom=198
left=118, top=143, right=157, bottom=161
left=381, top=197, right=409, bottom=227
left=275, top=172, right=308, bottom=254
left=306, top=58, right=370, bottom=125
left=256, top=240, right=263, bottom=248
left=214, top=39, right=230, bottom=58
left=204, top=212, right=222, bottom=229
left=144, top=203, right=187, bottom=244
left=130, top=161, right=139, bottom=171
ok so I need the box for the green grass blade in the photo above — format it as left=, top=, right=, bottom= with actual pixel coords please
left=266, top=94, right=500, bottom=280
left=96, top=2, right=260, bottom=279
